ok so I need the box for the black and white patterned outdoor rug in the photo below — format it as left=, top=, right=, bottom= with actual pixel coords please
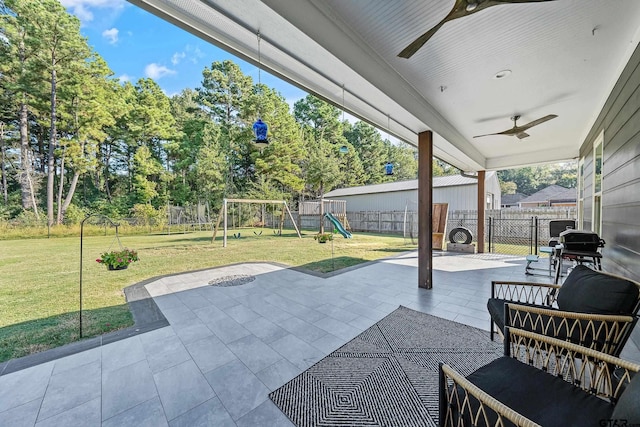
left=269, top=305, right=502, bottom=427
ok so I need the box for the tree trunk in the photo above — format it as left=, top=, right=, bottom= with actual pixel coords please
left=60, top=170, right=80, bottom=223
left=37, top=132, right=45, bottom=173
left=18, top=101, right=38, bottom=217
left=102, top=143, right=112, bottom=201
left=46, top=64, right=57, bottom=227
left=0, top=123, right=7, bottom=204
left=56, top=152, right=65, bottom=224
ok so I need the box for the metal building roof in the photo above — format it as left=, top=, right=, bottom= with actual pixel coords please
left=324, top=173, right=489, bottom=198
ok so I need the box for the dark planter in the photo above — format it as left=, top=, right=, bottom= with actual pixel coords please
left=318, top=240, right=327, bottom=244
left=107, top=264, right=128, bottom=271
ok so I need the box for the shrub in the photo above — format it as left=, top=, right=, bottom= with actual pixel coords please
left=314, top=232, right=333, bottom=243
left=131, top=203, right=167, bottom=228
left=62, top=204, right=86, bottom=225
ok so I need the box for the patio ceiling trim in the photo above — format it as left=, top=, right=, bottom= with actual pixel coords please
left=128, top=0, right=486, bottom=172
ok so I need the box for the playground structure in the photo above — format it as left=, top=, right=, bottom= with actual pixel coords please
left=325, top=212, right=352, bottom=238
left=167, top=201, right=212, bottom=233
left=299, top=199, right=351, bottom=236
left=215, top=198, right=301, bottom=247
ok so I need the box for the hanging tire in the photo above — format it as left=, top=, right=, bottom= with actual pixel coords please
left=449, top=227, right=472, bottom=244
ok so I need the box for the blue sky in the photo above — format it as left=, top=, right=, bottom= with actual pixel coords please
left=60, top=0, right=307, bottom=104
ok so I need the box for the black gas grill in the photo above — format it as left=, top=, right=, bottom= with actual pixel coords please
left=559, top=229, right=604, bottom=252
left=553, top=230, right=605, bottom=283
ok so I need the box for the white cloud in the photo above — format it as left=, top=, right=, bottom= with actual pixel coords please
left=118, top=74, right=131, bottom=83
left=61, top=0, right=126, bottom=23
left=144, top=63, right=176, bottom=80
left=171, top=45, right=205, bottom=66
left=186, top=45, right=205, bottom=64
left=171, top=52, right=186, bottom=65
left=102, top=28, right=119, bottom=44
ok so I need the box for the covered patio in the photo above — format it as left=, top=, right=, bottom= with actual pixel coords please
left=3, top=0, right=640, bottom=424
left=128, top=0, right=640, bottom=357
left=0, top=252, right=560, bottom=425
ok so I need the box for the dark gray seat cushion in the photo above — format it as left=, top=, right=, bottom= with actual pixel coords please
left=557, top=265, right=639, bottom=315
left=611, top=372, right=640, bottom=424
left=464, top=357, right=614, bottom=426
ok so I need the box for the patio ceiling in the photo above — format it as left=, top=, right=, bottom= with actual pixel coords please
left=129, top=0, right=640, bottom=172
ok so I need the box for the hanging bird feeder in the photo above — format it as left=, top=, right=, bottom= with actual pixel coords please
left=339, top=145, right=349, bottom=154
left=253, top=118, right=269, bottom=145
left=253, top=31, right=269, bottom=146
left=385, top=162, right=394, bottom=176
left=384, top=116, right=394, bottom=176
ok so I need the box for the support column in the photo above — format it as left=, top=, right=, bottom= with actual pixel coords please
left=418, top=131, right=433, bottom=289
left=477, top=170, right=486, bottom=253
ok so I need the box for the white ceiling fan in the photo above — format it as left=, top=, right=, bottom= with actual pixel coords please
left=473, top=114, right=558, bottom=139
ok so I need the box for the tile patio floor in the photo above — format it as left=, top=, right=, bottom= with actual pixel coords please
left=0, top=251, right=637, bottom=426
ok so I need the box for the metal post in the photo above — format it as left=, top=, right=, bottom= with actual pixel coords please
left=223, top=199, right=228, bottom=247
left=79, top=213, right=119, bottom=338
left=534, top=216, right=539, bottom=255
left=331, top=224, right=335, bottom=271
left=488, top=216, right=495, bottom=253
left=79, top=218, right=85, bottom=338
left=529, top=216, right=534, bottom=255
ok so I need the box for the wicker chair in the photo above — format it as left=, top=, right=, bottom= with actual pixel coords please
left=487, top=265, right=640, bottom=357
left=439, top=327, right=640, bottom=427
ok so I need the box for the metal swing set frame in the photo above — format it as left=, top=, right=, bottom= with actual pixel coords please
left=212, top=198, right=301, bottom=247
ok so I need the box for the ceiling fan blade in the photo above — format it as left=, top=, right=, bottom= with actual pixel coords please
left=398, top=16, right=449, bottom=58
left=516, top=114, right=558, bottom=132
left=398, top=0, right=480, bottom=59
left=473, top=129, right=516, bottom=138
left=399, top=0, right=558, bottom=59
left=493, top=0, right=556, bottom=4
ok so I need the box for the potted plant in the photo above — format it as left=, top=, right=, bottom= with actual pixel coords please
left=314, top=233, right=333, bottom=244
left=96, top=248, right=139, bottom=270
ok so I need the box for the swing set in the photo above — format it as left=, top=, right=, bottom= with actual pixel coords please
left=212, top=198, right=301, bottom=247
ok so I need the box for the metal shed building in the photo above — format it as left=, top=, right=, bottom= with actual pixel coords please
left=324, top=172, right=501, bottom=213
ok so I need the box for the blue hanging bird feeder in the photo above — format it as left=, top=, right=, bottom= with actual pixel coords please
left=253, top=118, right=269, bottom=145
left=385, top=162, right=394, bottom=176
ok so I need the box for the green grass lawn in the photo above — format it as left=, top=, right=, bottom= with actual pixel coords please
left=0, top=228, right=416, bottom=362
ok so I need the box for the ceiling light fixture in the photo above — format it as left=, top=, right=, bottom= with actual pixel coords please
left=493, top=69, right=512, bottom=80
left=466, top=1, right=478, bottom=12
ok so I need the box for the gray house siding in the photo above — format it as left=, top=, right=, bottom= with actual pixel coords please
left=579, top=42, right=640, bottom=361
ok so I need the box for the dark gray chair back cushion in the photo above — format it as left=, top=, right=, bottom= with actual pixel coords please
left=556, top=266, right=639, bottom=315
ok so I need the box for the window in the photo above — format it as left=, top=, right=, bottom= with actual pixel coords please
left=577, top=158, right=584, bottom=228
left=593, top=132, right=604, bottom=235
left=486, top=193, right=493, bottom=209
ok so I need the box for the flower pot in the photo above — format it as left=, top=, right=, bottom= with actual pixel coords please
left=107, top=264, right=128, bottom=271
left=318, top=240, right=327, bottom=244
